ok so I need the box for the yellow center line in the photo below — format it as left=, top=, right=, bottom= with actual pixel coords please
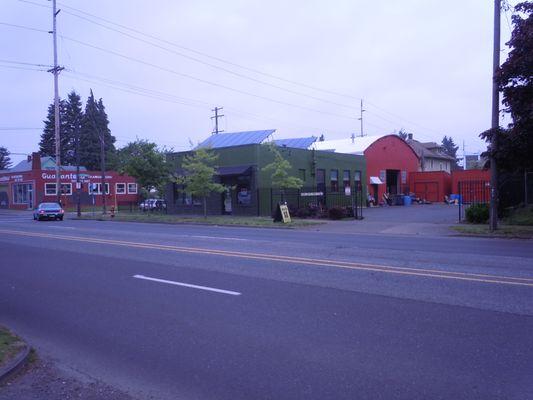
left=1, top=228, right=532, bottom=287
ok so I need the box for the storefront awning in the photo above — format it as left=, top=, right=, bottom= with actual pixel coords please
left=370, top=176, right=384, bottom=185
left=217, top=165, right=253, bottom=176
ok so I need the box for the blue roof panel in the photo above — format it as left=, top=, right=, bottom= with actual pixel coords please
left=196, top=129, right=275, bottom=149
left=274, top=137, right=316, bottom=149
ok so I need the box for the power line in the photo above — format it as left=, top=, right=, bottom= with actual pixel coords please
left=59, top=34, right=358, bottom=121
left=364, top=101, right=443, bottom=140
left=17, top=0, right=50, bottom=9
left=0, top=127, right=41, bottom=130
left=59, top=9, right=358, bottom=110
left=61, top=70, right=346, bottom=134
left=52, top=1, right=362, bottom=100
left=0, top=59, right=52, bottom=68
left=0, top=21, right=48, bottom=33
left=12, top=0, right=449, bottom=139
left=0, top=64, right=47, bottom=72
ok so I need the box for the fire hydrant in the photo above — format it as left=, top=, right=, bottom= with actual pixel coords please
left=110, top=206, right=115, bottom=218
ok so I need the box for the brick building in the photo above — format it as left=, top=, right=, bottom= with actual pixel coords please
left=0, top=153, right=139, bottom=210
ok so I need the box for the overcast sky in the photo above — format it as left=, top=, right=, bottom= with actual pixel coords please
left=1, top=0, right=516, bottom=165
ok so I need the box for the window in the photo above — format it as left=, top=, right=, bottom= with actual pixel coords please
left=181, top=192, right=192, bottom=205
left=401, top=171, right=407, bottom=184
left=343, top=170, right=351, bottom=188
left=89, top=183, right=110, bottom=195
left=45, top=183, right=57, bottom=196
left=354, top=170, right=362, bottom=190
left=298, top=169, right=306, bottom=182
left=127, top=183, right=138, bottom=194
left=316, top=169, right=325, bottom=192
left=60, top=183, right=72, bottom=195
left=13, top=183, right=32, bottom=204
left=330, top=169, right=339, bottom=192
left=116, top=183, right=126, bottom=194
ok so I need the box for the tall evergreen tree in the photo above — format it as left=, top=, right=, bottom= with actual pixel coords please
left=79, top=90, right=116, bottom=170
left=63, top=91, right=84, bottom=166
left=397, top=129, right=411, bottom=140
left=39, top=99, right=69, bottom=162
left=441, top=135, right=460, bottom=169
left=441, top=136, right=459, bottom=160
left=0, top=146, right=12, bottom=170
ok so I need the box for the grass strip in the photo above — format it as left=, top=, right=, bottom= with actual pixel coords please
left=74, top=212, right=324, bottom=228
left=451, top=224, right=533, bottom=238
left=0, top=327, right=24, bottom=368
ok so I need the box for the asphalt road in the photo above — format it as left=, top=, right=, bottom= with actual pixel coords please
left=1, top=214, right=532, bottom=399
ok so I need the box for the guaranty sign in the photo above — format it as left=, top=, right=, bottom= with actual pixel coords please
left=41, top=173, right=112, bottom=180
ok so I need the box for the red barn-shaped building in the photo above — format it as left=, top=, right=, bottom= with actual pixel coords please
left=0, top=153, right=139, bottom=210
left=364, top=135, right=420, bottom=201
left=314, top=134, right=457, bottom=203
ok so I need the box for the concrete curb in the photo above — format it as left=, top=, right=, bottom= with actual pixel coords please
left=0, top=343, right=31, bottom=385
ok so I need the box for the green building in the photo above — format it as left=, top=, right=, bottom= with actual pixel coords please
left=166, top=130, right=366, bottom=216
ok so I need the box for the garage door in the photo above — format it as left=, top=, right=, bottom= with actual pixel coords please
left=414, top=182, right=439, bottom=202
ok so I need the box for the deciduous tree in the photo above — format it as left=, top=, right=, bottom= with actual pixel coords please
left=117, top=139, right=170, bottom=195
left=262, top=143, right=303, bottom=190
left=481, top=1, right=533, bottom=172
left=178, top=148, right=225, bottom=218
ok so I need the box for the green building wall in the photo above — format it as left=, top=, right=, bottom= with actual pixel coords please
left=167, top=144, right=366, bottom=216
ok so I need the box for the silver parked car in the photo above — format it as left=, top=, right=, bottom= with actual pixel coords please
left=33, top=202, right=64, bottom=221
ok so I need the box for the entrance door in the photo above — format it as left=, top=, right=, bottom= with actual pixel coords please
left=0, top=184, right=8, bottom=208
left=316, top=169, right=326, bottom=207
left=386, top=170, right=399, bottom=194
left=222, top=187, right=232, bottom=214
left=28, top=184, right=34, bottom=209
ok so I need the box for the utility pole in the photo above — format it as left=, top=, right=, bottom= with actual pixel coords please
left=100, top=127, right=106, bottom=214
left=358, top=99, right=365, bottom=137
left=49, top=0, right=64, bottom=204
left=463, top=140, right=466, bottom=170
left=490, top=0, right=501, bottom=231
left=211, top=107, right=224, bottom=135
left=75, top=117, right=81, bottom=217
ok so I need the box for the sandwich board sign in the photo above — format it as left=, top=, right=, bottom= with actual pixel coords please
left=279, top=204, right=291, bottom=223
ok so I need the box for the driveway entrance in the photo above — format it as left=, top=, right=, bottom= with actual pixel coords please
left=310, top=204, right=458, bottom=236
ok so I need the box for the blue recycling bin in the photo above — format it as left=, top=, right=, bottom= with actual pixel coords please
left=450, top=194, right=462, bottom=204
left=403, top=195, right=412, bottom=206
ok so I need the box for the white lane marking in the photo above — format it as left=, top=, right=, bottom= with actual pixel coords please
left=191, top=235, right=249, bottom=241
left=133, top=274, right=241, bottom=296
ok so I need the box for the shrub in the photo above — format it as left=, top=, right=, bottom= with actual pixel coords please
left=465, top=203, right=490, bottom=224
left=328, top=206, right=345, bottom=220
